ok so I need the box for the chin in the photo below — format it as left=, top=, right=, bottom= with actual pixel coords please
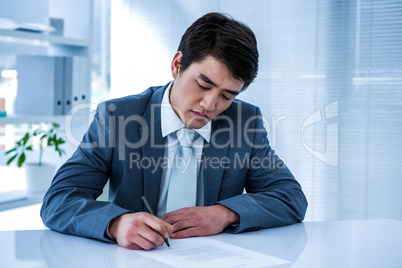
left=187, top=120, right=209, bottom=130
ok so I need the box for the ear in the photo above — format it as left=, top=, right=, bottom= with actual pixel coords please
left=171, top=51, right=183, bottom=79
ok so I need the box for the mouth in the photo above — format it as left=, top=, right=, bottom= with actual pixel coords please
left=192, top=110, right=209, bottom=120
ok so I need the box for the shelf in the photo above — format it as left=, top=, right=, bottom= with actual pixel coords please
left=0, top=114, right=66, bottom=125
left=0, top=0, right=93, bottom=126
left=0, top=113, right=91, bottom=125
left=0, top=29, right=89, bottom=47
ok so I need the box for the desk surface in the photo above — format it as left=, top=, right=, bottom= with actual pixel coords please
left=0, top=206, right=401, bottom=267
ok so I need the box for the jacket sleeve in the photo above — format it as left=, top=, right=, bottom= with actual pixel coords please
left=216, top=107, right=308, bottom=233
left=40, top=102, right=130, bottom=242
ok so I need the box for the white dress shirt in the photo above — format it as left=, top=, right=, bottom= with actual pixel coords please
left=156, top=81, right=211, bottom=217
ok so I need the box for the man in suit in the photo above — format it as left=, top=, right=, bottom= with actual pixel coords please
left=41, top=12, right=307, bottom=250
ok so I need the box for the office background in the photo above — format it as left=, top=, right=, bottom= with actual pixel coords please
left=1, top=0, right=401, bottom=222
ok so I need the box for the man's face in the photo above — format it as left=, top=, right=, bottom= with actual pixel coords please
left=169, top=52, right=244, bottom=129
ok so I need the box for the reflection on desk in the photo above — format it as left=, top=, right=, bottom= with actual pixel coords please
left=0, top=220, right=401, bottom=267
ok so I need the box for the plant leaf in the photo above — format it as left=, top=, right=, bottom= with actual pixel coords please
left=17, top=153, right=26, bottom=167
left=5, top=148, right=17, bottom=154
left=26, top=145, right=33, bottom=151
left=6, top=154, right=18, bottom=165
left=33, top=129, right=42, bottom=136
left=22, top=133, right=30, bottom=145
left=57, top=148, right=66, bottom=156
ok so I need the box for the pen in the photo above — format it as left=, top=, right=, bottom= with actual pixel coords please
left=141, top=196, right=171, bottom=248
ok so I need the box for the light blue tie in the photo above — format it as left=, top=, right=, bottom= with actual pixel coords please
left=166, top=128, right=198, bottom=213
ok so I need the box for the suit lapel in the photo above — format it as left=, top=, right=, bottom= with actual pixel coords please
left=202, top=115, right=231, bottom=206
left=139, top=85, right=167, bottom=213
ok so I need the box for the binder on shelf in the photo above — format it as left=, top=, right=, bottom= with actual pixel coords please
left=15, top=55, right=89, bottom=116
left=63, top=56, right=88, bottom=114
left=15, top=55, right=64, bottom=116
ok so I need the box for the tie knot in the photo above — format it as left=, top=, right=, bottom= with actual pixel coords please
left=177, top=128, right=197, bottom=148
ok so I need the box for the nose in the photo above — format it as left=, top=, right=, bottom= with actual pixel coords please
left=200, top=91, right=218, bottom=112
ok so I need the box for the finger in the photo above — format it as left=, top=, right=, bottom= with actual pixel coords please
left=137, top=229, right=165, bottom=247
left=123, top=213, right=166, bottom=249
left=119, top=242, right=142, bottom=250
left=162, top=207, right=193, bottom=221
left=162, top=214, right=177, bottom=225
left=161, top=211, right=178, bottom=222
left=163, top=221, right=174, bottom=236
left=162, top=210, right=193, bottom=225
left=157, top=220, right=174, bottom=238
left=117, top=231, right=155, bottom=250
left=137, top=213, right=173, bottom=245
left=144, top=215, right=173, bottom=239
left=131, top=233, right=158, bottom=250
left=170, top=218, right=195, bottom=233
left=170, top=226, right=199, bottom=239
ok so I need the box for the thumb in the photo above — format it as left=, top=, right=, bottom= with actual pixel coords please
left=163, top=221, right=174, bottom=237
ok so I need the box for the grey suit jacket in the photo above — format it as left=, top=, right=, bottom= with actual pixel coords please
left=41, top=83, right=307, bottom=242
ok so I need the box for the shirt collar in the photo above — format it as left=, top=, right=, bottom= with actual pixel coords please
left=161, top=81, right=211, bottom=143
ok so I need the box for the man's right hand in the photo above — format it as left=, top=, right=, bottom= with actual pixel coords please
left=108, top=212, right=173, bottom=250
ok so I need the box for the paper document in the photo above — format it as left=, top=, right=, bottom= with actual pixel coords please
left=136, top=236, right=290, bottom=267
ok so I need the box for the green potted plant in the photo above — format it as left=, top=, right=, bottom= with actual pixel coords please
left=5, top=123, right=66, bottom=193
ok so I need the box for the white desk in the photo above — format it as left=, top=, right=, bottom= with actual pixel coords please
left=0, top=206, right=401, bottom=267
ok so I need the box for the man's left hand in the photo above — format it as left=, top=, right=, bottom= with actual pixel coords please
left=161, top=204, right=240, bottom=239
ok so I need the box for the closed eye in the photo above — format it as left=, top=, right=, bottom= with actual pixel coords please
left=222, top=94, right=231, bottom=100
left=197, top=82, right=209, bottom=90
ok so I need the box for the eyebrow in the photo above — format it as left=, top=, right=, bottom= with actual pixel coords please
left=199, top=74, right=240, bottom=96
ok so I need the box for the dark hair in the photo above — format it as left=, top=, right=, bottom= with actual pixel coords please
left=177, top=12, right=259, bottom=91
